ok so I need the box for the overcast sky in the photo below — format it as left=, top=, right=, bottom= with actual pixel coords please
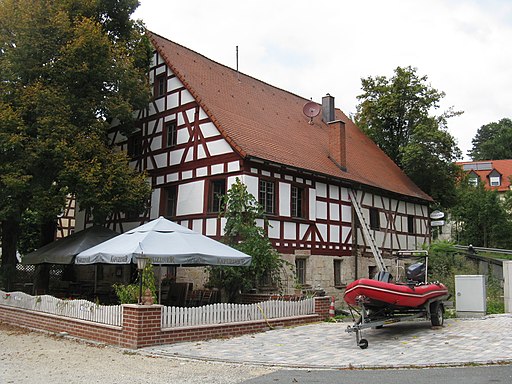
left=134, top=0, right=512, bottom=160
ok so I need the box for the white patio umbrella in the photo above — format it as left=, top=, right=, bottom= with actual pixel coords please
left=75, top=216, right=251, bottom=266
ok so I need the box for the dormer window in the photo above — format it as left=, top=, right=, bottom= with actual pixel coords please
left=468, top=171, right=479, bottom=187
left=488, top=169, right=501, bottom=187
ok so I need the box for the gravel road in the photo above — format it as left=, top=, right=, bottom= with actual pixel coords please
left=0, top=322, right=275, bottom=384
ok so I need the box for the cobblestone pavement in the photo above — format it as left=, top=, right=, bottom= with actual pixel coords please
left=141, top=314, right=512, bottom=369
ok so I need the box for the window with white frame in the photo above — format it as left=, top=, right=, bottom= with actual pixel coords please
left=468, top=175, right=479, bottom=187
left=490, top=176, right=501, bottom=186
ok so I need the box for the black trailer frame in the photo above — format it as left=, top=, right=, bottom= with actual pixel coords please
left=345, top=294, right=450, bottom=349
left=345, top=250, right=450, bottom=349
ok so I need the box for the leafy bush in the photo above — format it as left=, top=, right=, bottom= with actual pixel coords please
left=487, top=276, right=505, bottom=314
left=113, top=263, right=156, bottom=304
left=427, top=240, right=504, bottom=314
left=208, top=178, right=290, bottom=301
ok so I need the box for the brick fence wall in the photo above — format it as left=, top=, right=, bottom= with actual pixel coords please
left=0, top=296, right=332, bottom=349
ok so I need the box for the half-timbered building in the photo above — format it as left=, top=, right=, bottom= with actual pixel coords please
left=76, top=31, right=432, bottom=297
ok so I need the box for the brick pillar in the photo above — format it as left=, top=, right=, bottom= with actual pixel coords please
left=314, top=296, right=331, bottom=319
left=121, top=304, right=163, bottom=349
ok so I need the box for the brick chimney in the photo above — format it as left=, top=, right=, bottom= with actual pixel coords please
left=328, top=120, right=347, bottom=171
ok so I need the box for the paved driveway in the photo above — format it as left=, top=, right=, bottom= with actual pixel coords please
left=142, top=314, right=512, bottom=369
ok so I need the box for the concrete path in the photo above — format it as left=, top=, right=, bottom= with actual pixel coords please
left=141, top=314, right=512, bottom=369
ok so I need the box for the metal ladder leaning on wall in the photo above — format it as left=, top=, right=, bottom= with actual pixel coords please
left=348, top=189, right=387, bottom=273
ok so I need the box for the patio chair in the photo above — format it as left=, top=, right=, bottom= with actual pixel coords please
left=187, top=289, right=203, bottom=306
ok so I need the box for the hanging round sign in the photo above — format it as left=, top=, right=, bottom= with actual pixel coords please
left=430, top=210, right=444, bottom=220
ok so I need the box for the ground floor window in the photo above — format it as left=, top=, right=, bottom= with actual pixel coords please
left=295, top=258, right=307, bottom=285
left=334, top=259, right=343, bottom=286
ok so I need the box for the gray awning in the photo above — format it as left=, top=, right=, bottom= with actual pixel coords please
left=22, top=226, right=119, bottom=265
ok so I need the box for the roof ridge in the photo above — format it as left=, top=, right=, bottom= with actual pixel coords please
left=146, top=30, right=317, bottom=105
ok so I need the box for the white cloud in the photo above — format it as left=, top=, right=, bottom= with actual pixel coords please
left=134, top=0, right=512, bottom=159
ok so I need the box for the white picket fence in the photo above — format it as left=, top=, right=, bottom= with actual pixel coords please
left=1, top=290, right=316, bottom=330
left=0, top=290, right=122, bottom=327
left=162, top=298, right=315, bottom=328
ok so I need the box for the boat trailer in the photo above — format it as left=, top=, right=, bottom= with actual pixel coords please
left=345, top=294, right=450, bottom=349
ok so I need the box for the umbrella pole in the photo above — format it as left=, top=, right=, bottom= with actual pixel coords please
left=94, top=265, right=97, bottom=296
left=158, top=264, right=162, bottom=304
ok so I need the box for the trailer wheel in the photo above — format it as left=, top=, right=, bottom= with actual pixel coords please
left=430, top=301, right=444, bottom=326
left=358, top=339, right=369, bottom=349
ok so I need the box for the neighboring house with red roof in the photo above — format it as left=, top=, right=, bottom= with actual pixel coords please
left=457, top=160, right=512, bottom=195
left=437, top=160, right=512, bottom=243
left=77, top=32, right=432, bottom=297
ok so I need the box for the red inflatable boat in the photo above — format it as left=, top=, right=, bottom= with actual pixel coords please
left=344, top=278, right=449, bottom=309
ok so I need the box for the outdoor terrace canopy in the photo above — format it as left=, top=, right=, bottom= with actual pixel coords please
left=22, top=226, right=119, bottom=265
left=74, top=216, right=252, bottom=267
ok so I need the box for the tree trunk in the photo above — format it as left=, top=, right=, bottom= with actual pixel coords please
left=33, top=219, right=57, bottom=295
left=1, top=219, right=20, bottom=291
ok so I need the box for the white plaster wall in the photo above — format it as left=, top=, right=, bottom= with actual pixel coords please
left=206, top=218, right=217, bottom=236
left=170, top=148, right=185, bottom=165
left=309, top=189, right=316, bottom=220
left=168, top=77, right=182, bottom=92
left=280, top=183, right=291, bottom=217
left=154, top=98, right=165, bottom=113
left=283, top=221, right=296, bottom=240
left=342, top=226, right=351, bottom=244
left=153, top=153, right=167, bottom=169
left=268, top=220, right=280, bottom=239
left=240, top=174, right=259, bottom=198
left=150, top=134, right=162, bottom=151
left=317, top=223, right=327, bottom=241
left=329, top=225, right=340, bottom=243
left=186, top=108, right=195, bottom=124
left=329, top=203, right=340, bottom=221
left=166, top=93, right=179, bottom=109
left=181, top=89, right=195, bottom=104
left=329, top=185, right=339, bottom=200
left=227, top=161, right=240, bottom=173
left=200, top=122, right=220, bottom=138
left=155, top=65, right=166, bottom=76
left=316, top=201, right=327, bottom=220
left=397, top=201, right=406, bottom=214
left=207, top=139, right=233, bottom=156
left=341, top=204, right=351, bottom=222
left=177, top=180, right=204, bottom=215
left=176, top=127, right=190, bottom=145
left=211, top=163, right=223, bottom=175
left=316, top=182, right=327, bottom=198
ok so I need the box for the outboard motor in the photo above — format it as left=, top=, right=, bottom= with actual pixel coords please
left=406, top=262, right=426, bottom=283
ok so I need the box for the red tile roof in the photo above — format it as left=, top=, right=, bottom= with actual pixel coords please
left=457, top=160, right=512, bottom=192
left=149, top=31, right=432, bottom=202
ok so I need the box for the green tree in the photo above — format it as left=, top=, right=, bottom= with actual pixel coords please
left=0, top=0, right=151, bottom=289
left=355, top=66, right=462, bottom=207
left=468, top=118, right=512, bottom=160
left=450, top=181, right=512, bottom=248
left=208, top=178, right=288, bottom=301
left=427, top=240, right=477, bottom=298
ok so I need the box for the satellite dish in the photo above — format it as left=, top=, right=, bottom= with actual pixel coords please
left=303, top=101, right=321, bottom=124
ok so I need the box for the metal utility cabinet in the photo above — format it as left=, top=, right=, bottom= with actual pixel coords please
left=455, top=275, right=486, bottom=317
